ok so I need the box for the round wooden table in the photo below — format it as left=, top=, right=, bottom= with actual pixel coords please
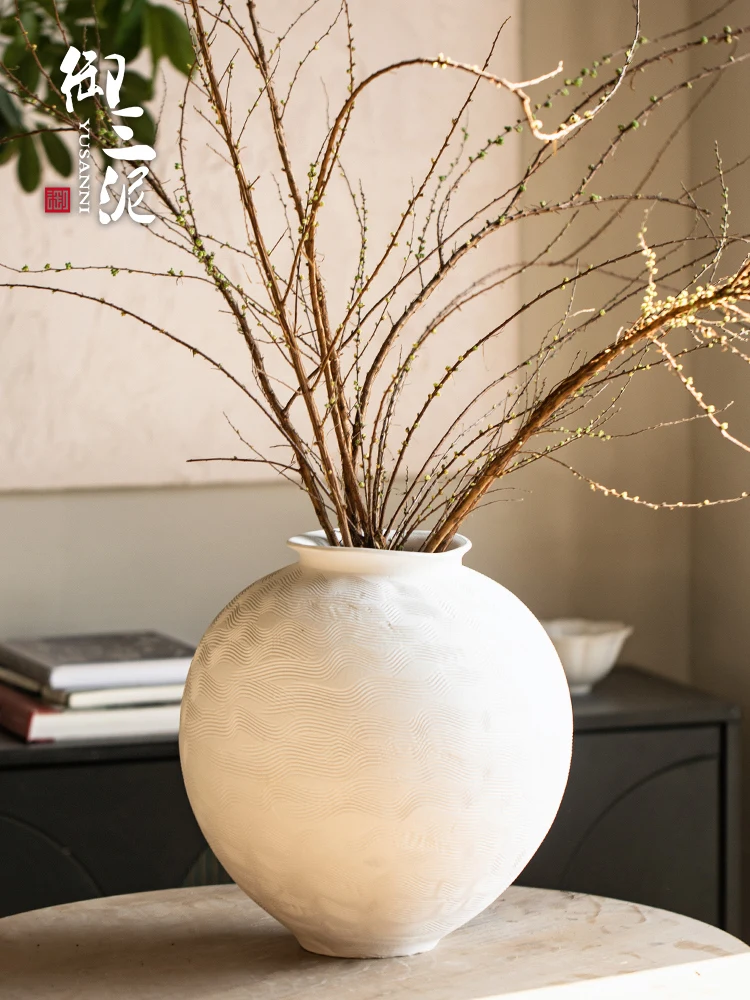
left=0, top=885, right=748, bottom=999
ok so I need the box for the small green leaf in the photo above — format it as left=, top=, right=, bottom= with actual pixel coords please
left=40, top=129, right=73, bottom=177
left=17, top=134, right=41, bottom=192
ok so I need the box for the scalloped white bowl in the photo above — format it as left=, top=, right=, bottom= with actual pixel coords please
left=541, top=619, right=634, bottom=695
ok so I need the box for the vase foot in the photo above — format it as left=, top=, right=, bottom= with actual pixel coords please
left=296, top=936, right=441, bottom=959
left=569, top=683, right=593, bottom=696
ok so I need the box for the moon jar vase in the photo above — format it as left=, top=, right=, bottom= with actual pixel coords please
left=179, top=530, right=573, bottom=958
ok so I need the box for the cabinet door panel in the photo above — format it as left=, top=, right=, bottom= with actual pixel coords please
left=0, top=760, right=205, bottom=916
left=518, top=727, right=721, bottom=925
left=0, top=814, right=102, bottom=917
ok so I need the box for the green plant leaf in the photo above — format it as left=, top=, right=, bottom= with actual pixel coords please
left=0, top=85, right=22, bottom=161
left=145, top=5, right=194, bottom=75
left=112, top=0, right=147, bottom=63
left=66, top=0, right=98, bottom=22
left=158, top=6, right=195, bottom=73
left=40, top=129, right=72, bottom=176
left=0, top=16, right=19, bottom=37
left=0, top=84, right=24, bottom=134
left=3, top=34, right=27, bottom=70
left=132, top=105, right=155, bottom=146
left=16, top=133, right=40, bottom=192
left=120, top=70, right=153, bottom=107
left=19, top=10, right=39, bottom=45
left=42, top=43, right=70, bottom=98
left=143, top=3, right=166, bottom=71
left=15, top=52, right=40, bottom=91
left=0, top=139, right=16, bottom=165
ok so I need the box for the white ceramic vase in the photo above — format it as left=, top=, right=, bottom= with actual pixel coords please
left=179, top=530, right=573, bottom=958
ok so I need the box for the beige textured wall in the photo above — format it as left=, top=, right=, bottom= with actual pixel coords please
left=515, top=0, right=694, bottom=681
left=0, top=1, right=698, bottom=682
left=688, top=0, right=750, bottom=941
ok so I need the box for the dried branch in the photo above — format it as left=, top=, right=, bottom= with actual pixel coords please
left=5, top=0, right=750, bottom=550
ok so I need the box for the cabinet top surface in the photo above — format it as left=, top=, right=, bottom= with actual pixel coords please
left=571, top=666, right=740, bottom=731
left=0, top=884, right=746, bottom=999
left=0, top=666, right=739, bottom=766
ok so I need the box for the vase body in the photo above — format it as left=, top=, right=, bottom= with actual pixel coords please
left=179, top=531, right=572, bottom=958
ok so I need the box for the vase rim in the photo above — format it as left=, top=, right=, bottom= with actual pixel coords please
left=287, top=529, right=472, bottom=569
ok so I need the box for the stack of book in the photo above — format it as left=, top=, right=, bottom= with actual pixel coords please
left=0, top=631, right=194, bottom=742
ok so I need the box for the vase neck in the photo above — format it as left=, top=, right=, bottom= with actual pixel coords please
left=287, top=531, right=471, bottom=577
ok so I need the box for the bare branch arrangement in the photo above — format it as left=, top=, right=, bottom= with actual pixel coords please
left=3, top=0, right=750, bottom=549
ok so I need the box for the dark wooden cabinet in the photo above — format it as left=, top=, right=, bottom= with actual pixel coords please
left=0, top=667, right=740, bottom=935
left=0, top=744, right=207, bottom=917
left=517, top=668, right=741, bottom=936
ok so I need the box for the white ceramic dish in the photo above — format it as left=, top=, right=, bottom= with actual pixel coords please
left=541, top=618, right=634, bottom=695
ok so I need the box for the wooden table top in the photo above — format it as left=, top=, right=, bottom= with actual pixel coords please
left=0, top=884, right=747, bottom=999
